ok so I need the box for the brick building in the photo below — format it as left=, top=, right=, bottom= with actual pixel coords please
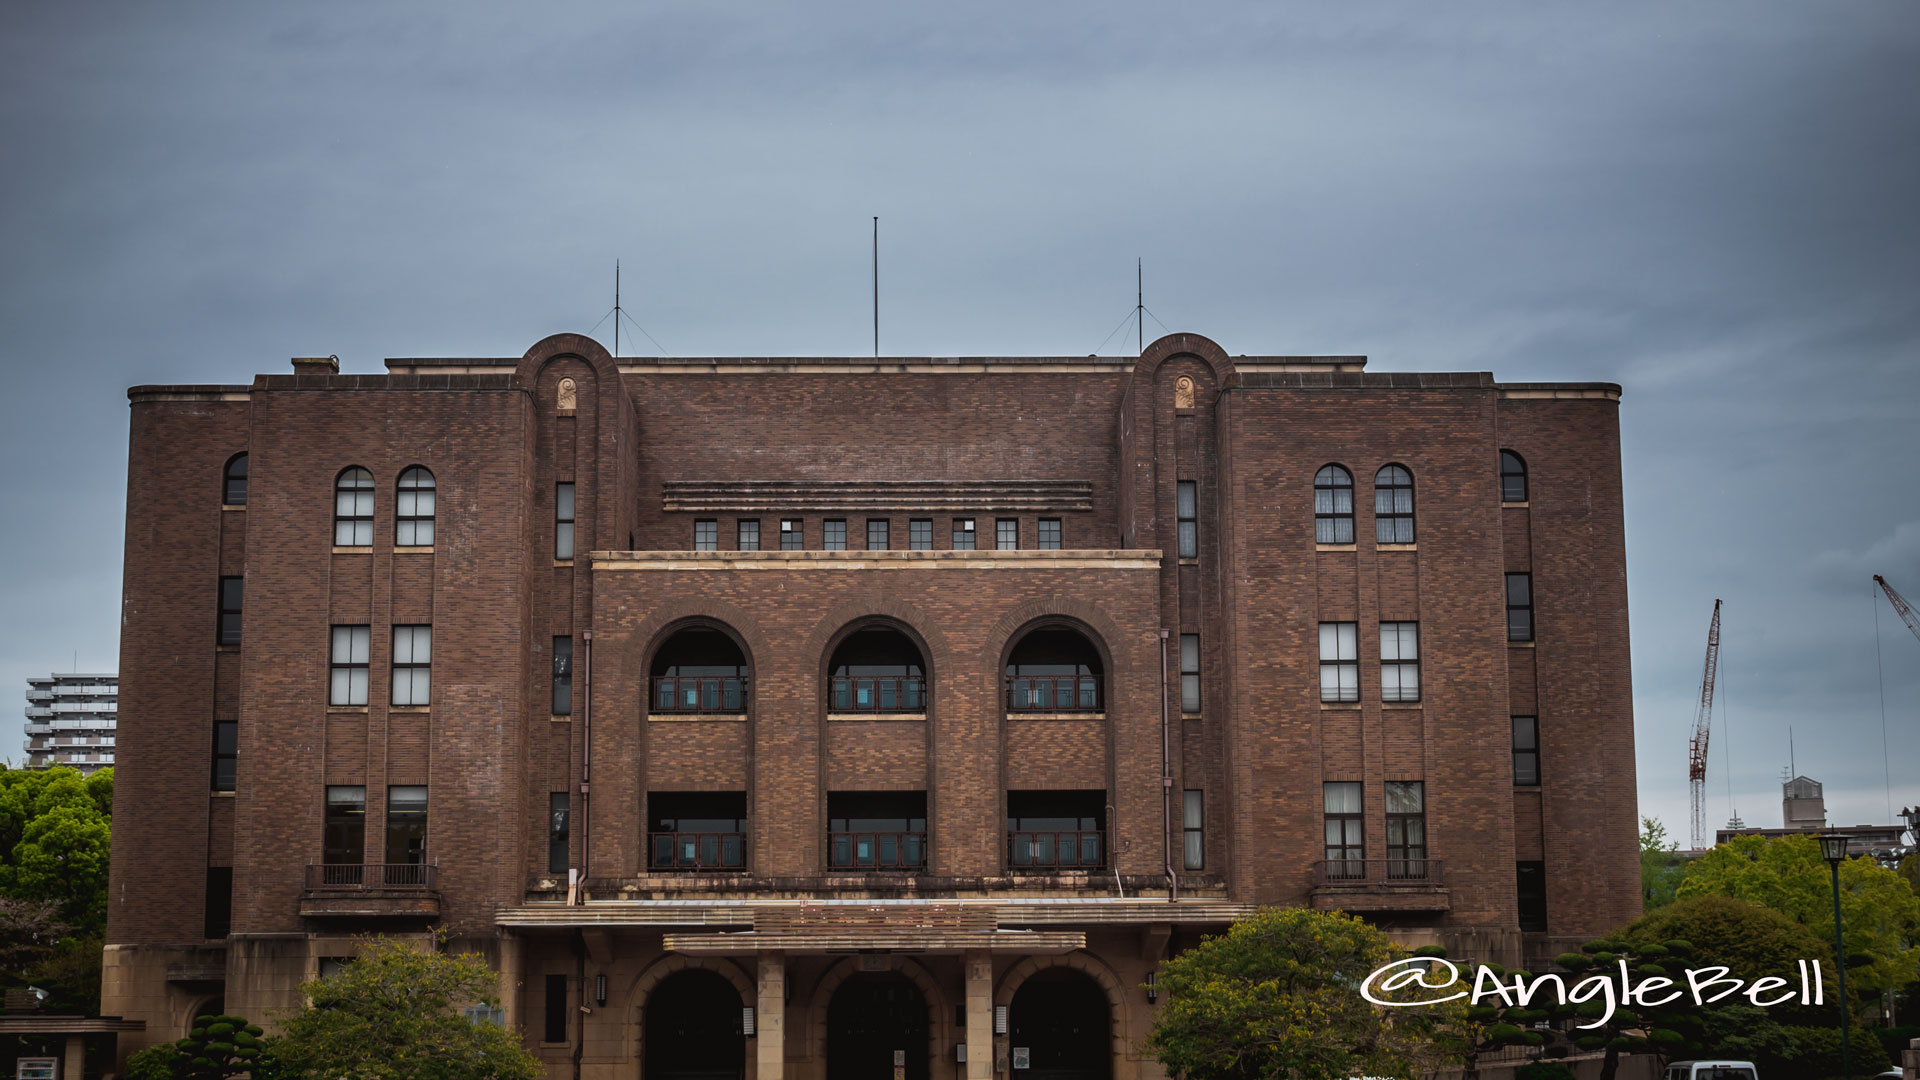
left=103, top=332, right=1639, bottom=1079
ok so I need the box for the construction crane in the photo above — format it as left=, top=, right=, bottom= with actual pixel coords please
left=1875, top=575, right=1920, bottom=645
left=1688, top=599, right=1723, bottom=850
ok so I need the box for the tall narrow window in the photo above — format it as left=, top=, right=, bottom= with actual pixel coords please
left=1323, top=782, right=1363, bottom=877
left=391, top=626, right=431, bottom=706
left=1385, top=781, right=1426, bottom=878
left=1500, top=450, right=1529, bottom=503
left=224, top=453, right=249, bottom=506
left=334, top=467, right=374, bottom=546
left=996, top=518, right=1019, bottom=550
left=1318, top=622, right=1358, bottom=703
left=780, top=518, right=804, bottom=550
left=1374, top=465, right=1414, bottom=544
left=737, top=519, right=760, bottom=551
left=823, top=519, right=847, bottom=550
left=1512, top=716, right=1540, bottom=785
left=324, top=786, right=366, bottom=866
left=204, top=867, right=232, bottom=939
left=552, top=636, right=573, bottom=715
left=1182, top=790, right=1204, bottom=870
left=554, top=483, right=575, bottom=560
left=1506, top=573, right=1534, bottom=641
left=544, top=974, right=569, bottom=1044
left=1179, top=633, right=1201, bottom=713
left=212, top=721, right=237, bottom=792
left=867, top=518, right=890, bottom=550
left=386, top=786, right=427, bottom=865
left=693, top=519, right=718, bottom=550
left=548, top=792, right=571, bottom=874
left=1038, top=518, right=1062, bottom=549
left=1380, top=622, right=1420, bottom=703
left=953, top=518, right=976, bottom=550
left=217, top=577, right=243, bottom=645
left=1177, top=481, right=1198, bottom=558
left=909, top=519, right=933, bottom=550
left=395, top=467, right=435, bottom=546
left=1516, top=861, right=1548, bottom=931
left=329, top=626, right=370, bottom=706
left=1314, top=465, right=1354, bottom=544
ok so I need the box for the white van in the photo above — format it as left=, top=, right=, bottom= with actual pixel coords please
left=1664, top=1064, right=1759, bottom=1080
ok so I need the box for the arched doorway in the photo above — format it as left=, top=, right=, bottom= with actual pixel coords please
left=1009, top=969, right=1109, bottom=1080
left=644, top=969, right=745, bottom=1080
left=826, top=973, right=928, bottom=1080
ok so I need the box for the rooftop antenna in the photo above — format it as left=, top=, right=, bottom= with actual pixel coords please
left=872, top=216, right=879, bottom=359
left=1789, top=726, right=1796, bottom=779
left=614, top=261, right=620, bottom=359
left=1137, top=259, right=1144, bottom=355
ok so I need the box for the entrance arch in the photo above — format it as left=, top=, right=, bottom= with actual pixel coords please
left=644, top=968, right=745, bottom=1080
left=826, top=973, right=928, bottom=1080
left=995, top=953, right=1129, bottom=1080
left=1009, top=970, right=1109, bottom=1080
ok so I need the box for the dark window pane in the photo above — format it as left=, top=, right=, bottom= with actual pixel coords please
left=204, top=867, right=233, bottom=939
left=224, top=454, right=249, bottom=505
left=548, top=792, right=570, bottom=874
left=545, top=974, right=568, bottom=1043
left=552, top=636, right=573, bottom=714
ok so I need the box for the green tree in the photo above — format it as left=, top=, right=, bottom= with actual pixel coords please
left=1415, top=947, right=1548, bottom=1080
left=1144, top=907, right=1451, bottom=1080
left=269, top=936, right=538, bottom=1080
left=1639, top=817, right=1684, bottom=910
left=0, top=766, right=112, bottom=1012
left=125, top=1013, right=271, bottom=1080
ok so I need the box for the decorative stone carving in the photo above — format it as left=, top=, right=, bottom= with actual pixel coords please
left=1174, top=375, right=1195, bottom=409
left=557, top=377, right=577, bottom=412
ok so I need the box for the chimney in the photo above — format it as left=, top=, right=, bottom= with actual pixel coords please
left=291, top=356, right=339, bottom=375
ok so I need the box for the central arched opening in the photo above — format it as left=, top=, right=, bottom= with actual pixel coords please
left=651, top=626, right=749, bottom=714
left=1005, top=626, right=1104, bottom=713
left=826, top=973, right=929, bottom=1080
left=1009, top=969, right=1110, bottom=1080
left=829, top=628, right=926, bottom=713
left=644, top=968, right=745, bottom=1080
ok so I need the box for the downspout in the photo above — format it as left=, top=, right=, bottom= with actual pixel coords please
left=578, top=629, right=592, bottom=904
left=1159, top=629, right=1178, bottom=901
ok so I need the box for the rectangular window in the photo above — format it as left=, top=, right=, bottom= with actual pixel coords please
left=1516, top=861, right=1548, bottom=932
left=1512, top=716, right=1540, bottom=785
left=1177, top=481, right=1197, bottom=559
left=323, top=786, right=366, bottom=866
left=952, top=518, right=976, bottom=550
left=548, top=792, right=571, bottom=874
left=823, top=519, right=847, bottom=550
left=1323, top=782, right=1363, bottom=876
left=218, top=577, right=243, bottom=645
left=544, top=973, right=569, bottom=1044
left=1385, top=781, right=1426, bottom=877
left=1318, top=622, right=1358, bottom=703
left=996, top=518, right=1019, bottom=550
left=203, top=867, right=232, bottom=939
left=1506, top=573, right=1534, bottom=641
left=780, top=518, right=804, bottom=550
left=1182, top=790, right=1204, bottom=870
left=909, top=519, right=933, bottom=550
left=552, top=637, right=573, bottom=715
left=390, top=626, right=431, bottom=706
left=212, top=720, right=237, bottom=792
left=386, top=785, right=427, bottom=865
left=1038, top=518, right=1062, bottom=549
left=1380, top=622, right=1420, bottom=703
left=737, top=519, right=760, bottom=551
left=1179, top=633, right=1201, bottom=713
left=650, top=792, right=749, bottom=871
left=828, top=791, right=926, bottom=870
left=329, top=626, right=370, bottom=706
left=867, top=518, right=890, bottom=550
left=554, top=483, right=576, bottom=560
left=1006, top=790, right=1105, bottom=870
left=693, top=519, right=717, bottom=550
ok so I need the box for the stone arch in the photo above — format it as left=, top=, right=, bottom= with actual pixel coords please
left=627, top=954, right=755, bottom=1071
left=621, top=599, right=776, bottom=684
left=808, top=955, right=951, bottom=1075
left=800, top=599, right=954, bottom=684
left=516, top=332, right=622, bottom=389
left=1133, top=332, right=1234, bottom=385
left=981, top=599, right=1132, bottom=683
left=994, top=950, right=1132, bottom=1069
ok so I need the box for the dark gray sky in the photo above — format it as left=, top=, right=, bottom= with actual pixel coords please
left=3, top=2, right=1915, bottom=840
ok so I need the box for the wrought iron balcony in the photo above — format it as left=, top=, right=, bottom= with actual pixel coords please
left=828, top=830, right=927, bottom=871
left=1004, top=676, right=1102, bottom=713
left=648, top=831, right=747, bottom=871
left=1309, top=858, right=1449, bottom=913
left=1313, top=857, right=1441, bottom=885
left=829, top=676, right=925, bottom=713
left=651, top=676, right=748, bottom=714
left=300, top=863, right=441, bottom=918
left=1006, top=830, right=1105, bottom=871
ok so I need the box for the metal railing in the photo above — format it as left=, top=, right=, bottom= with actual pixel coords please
left=1313, top=857, right=1443, bottom=885
left=1004, top=676, right=1102, bottom=713
left=1007, top=830, right=1105, bottom=870
left=306, top=863, right=439, bottom=889
left=830, top=676, right=925, bottom=713
left=648, top=831, right=747, bottom=871
left=828, top=831, right=927, bottom=870
left=651, top=675, right=748, bottom=713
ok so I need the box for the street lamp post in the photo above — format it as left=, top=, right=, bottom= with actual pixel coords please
left=1818, top=832, right=1851, bottom=1079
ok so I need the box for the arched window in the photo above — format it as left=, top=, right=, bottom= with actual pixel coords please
left=334, top=467, right=374, bottom=546
left=1005, top=627, right=1103, bottom=713
left=1500, top=450, right=1528, bottom=503
left=1314, top=465, right=1354, bottom=544
left=829, top=628, right=926, bottom=713
left=224, top=454, right=249, bottom=506
left=1375, top=465, right=1415, bottom=544
left=651, top=627, right=749, bottom=713
left=395, top=467, right=435, bottom=546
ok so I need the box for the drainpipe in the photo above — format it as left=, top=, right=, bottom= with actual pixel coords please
left=578, top=629, right=592, bottom=904
left=1159, top=629, right=1178, bottom=901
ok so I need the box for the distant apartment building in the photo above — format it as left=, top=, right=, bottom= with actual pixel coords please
left=23, top=673, right=118, bottom=774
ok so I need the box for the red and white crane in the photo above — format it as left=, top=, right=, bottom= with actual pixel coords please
left=1688, top=599, right=1723, bottom=850
left=1875, top=575, right=1920, bottom=645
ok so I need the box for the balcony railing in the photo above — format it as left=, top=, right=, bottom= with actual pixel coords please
left=648, top=831, right=747, bottom=871
left=651, top=676, right=748, bottom=713
left=1313, top=857, right=1442, bottom=885
left=1005, top=676, right=1102, bottom=713
left=306, top=863, right=439, bottom=889
left=830, top=676, right=925, bottom=713
left=828, top=831, right=927, bottom=870
left=1007, top=830, right=1105, bottom=870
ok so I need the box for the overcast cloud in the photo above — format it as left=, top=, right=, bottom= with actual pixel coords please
left=2, top=2, right=1915, bottom=840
